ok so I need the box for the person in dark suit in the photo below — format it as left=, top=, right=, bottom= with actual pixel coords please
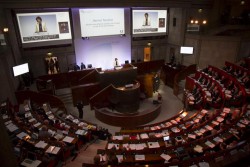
left=76, top=101, right=84, bottom=119
left=80, top=62, right=86, bottom=70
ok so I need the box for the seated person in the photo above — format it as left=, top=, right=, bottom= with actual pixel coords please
left=226, top=80, right=234, bottom=91
left=219, top=75, right=227, bottom=85
left=232, top=90, right=243, bottom=102
left=197, top=75, right=204, bottom=83
left=38, top=125, right=51, bottom=139
left=54, top=119, right=65, bottom=130
left=242, top=76, right=250, bottom=89
left=240, top=72, right=248, bottom=81
left=80, top=62, right=86, bottom=70
left=213, top=72, right=220, bottom=80
left=207, top=67, right=213, bottom=76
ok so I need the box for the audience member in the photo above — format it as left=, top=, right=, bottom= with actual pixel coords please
left=38, top=125, right=51, bottom=139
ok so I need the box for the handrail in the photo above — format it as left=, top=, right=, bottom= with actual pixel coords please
left=89, top=84, right=114, bottom=110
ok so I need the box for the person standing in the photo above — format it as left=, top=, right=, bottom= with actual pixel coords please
left=143, top=13, right=151, bottom=26
left=76, top=101, right=84, bottom=119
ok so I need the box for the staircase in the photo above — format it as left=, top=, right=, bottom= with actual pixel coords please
left=55, top=88, right=73, bottom=106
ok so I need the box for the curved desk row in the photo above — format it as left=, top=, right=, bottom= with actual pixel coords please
left=94, top=105, right=161, bottom=127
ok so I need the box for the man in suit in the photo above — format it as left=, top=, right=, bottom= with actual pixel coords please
left=114, top=58, right=120, bottom=67
left=143, top=13, right=151, bottom=26
left=35, top=16, right=47, bottom=33
left=81, top=62, right=86, bottom=70
left=76, top=101, right=84, bottom=119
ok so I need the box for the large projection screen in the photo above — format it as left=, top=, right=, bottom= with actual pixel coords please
left=132, top=9, right=167, bottom=37
left=16, top=10, right=72, bottom=48
left=79, top=8, right=125, bottom=37
left=13, top=63, right=29, bottom=77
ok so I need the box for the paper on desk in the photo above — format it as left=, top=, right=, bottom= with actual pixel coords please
left=7, top=123, right=18, bottom=132
left=171, top=127, right=180, bottom=133
left=212, top=121, right=219, bottom=126
left=34, top=122, right=41, bottom=127
left=197, top=114, right=203, bottom=119
left=28, top=118, right=36, bottom=123
left=205, top=125, right=213, bottom=131
left=140, top=133, right=149, bottom=139
left=46, top=146, right=60, bottom=154
left=46, top=111, right=52, bottom=115
left=116, top=155, right=123, bottom=163
left=73, top=119, right=79, bottom=124
left=4, top=120, right=12, bottom=125
left=148, top=142, right=160, bottom=148
left=75, top=129, right=86, bottom=136
left=201, top=109, right=208, bottom=114
left=35, top=141, right=47, bottom=148
left=223, top=108, right=230, bottom=113
left=216, top=117, right=224, bottom=122
left=205, top=141, right=215, bottom=148
left=108, top=143, right=115, bottom=149
left=194, top=119, right=200, bottom=123
left=135, top=154, right=145, bottom=160
left=199, top=162, right=210, bottom=167
left=188, top=134, right=196, bottom=139
left=135, top=144, right=145, bottom=150
left=17, top=132, right=28, bottom=139
left=161, top=130, right=169, bottom=136
left=1, top=102, right=6, bottom=106
left=155, top=133, right=163, bottom=138
left=48, top=115, right=54, bottom=120
left=194, top=145, right=203, bottom=153
left=2, top=115, right=8, bottom=119
left=63, top=136, right=74, bottom=143
left=213, top=136, right=223, bottom=143
left=160, top=153, right=171, bottom=161
left=165, top=122, right=172, bottom=127
left=220, top=112, right=226, bottom=116
left=171, top=120, right=178, bottom=124
left=129, top=144, right=136, bottom=150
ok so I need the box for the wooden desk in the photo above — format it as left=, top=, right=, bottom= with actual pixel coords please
left=161, top=64, right=185, bottom=88
left=112, top=82, right=140, bottom=113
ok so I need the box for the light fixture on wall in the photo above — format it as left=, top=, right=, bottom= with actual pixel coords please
left=190, top=20, right=194, bottom=24
left=194, top=20, right=199, bottom=24
left=3, top=28, right=9, bottom=33
left=240, top=0, right=245, bottom=5
left=198, top=9, right=203, bottom=13
left=202, top=20, right=207, bottom=24
left=47, top=52, right=53, bottom=57
left=147, top=42, right=152, bottom=46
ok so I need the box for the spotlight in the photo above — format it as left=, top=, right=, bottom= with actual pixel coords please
left=190, top=20, right=194, bottom=24
left=198, top=9, right=203, bottom=13
left=3, top=28, right=9, bottom=33
left=241, top=0, right=245, bottom=5
left=147, top=42, right=151, bottom=46
left=195, top=20, right=199, bottom=24
left=202, top=20, right=207, bottom=24
left=47, top=52, right=53, bottom=56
